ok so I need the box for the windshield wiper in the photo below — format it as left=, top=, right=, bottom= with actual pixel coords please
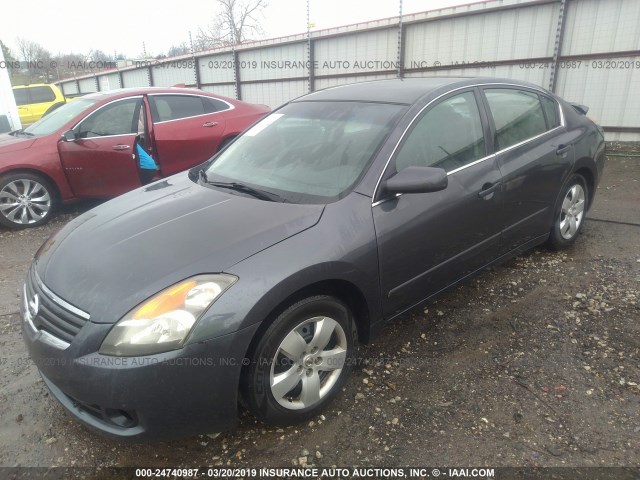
left=206, top=180, right=283, bottom=202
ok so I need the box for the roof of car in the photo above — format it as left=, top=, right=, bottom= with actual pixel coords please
left=294, top=77, right=545, bottom=105
left=80, top=87, right=232, bottom=101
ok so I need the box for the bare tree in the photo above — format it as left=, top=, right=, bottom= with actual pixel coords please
left=195, top=0, right=268, bottom=50
left=16, top=38, right=54, bottom=81
left=168, top=43, right=190, bottom=57
left=89, top=49, right=112, bottom=63
left=16, top=38, right=49, bottom=64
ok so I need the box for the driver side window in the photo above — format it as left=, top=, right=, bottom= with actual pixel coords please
left=394, top=91, right=486, bottom=174
left=77, top=98, right=140, bottom=138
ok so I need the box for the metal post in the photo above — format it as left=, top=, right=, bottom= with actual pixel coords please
left=307, top=0, right=314, bottom=92
left=309, top=40, right=316, bottom=92
left=397, top=0, right=404, bottom=78
left=190, top=31, right=201, bottom=89
left=233, top=47, right=242, bottom=100
left=549, top=0, right=567, bottom=93
left=95, top=75, right=100, bottom=92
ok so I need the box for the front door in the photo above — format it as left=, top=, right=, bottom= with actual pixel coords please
left=374, top=89, right=504, bottom=318
left=58, top=97, right=143, bottom=198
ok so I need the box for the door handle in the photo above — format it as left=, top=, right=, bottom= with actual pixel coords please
left=112, top=145, right=130, bottom=151
left=478, top=182, right=502, bottom=199
left=202, top=122, right=218, bottom=127
left=556, top=144, right=571, bottom=156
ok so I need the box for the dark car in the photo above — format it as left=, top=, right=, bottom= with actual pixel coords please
left=0, top=87, right=270, bottom=228
left=22, top=77, right=605, bottom=440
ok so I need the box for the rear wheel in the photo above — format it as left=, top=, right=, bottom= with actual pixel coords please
left=547, top=173, right=587, bottom=250
left=241, top=295, right=357, bottom=425
left=0, top=173, right=56, bottom=229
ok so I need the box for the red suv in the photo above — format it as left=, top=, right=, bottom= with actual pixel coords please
left=0, top=88, right=270, bottom=228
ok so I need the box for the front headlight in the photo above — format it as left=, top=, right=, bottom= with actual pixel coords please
left=99, top=274, right=237, bottom=356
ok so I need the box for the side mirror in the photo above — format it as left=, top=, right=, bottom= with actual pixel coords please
left=62, top=130, right=77, bottom=142
left=384, top=166, right=448, bottom=195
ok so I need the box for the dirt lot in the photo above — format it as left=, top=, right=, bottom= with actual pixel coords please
left=0, top=154, right=638, bottom=469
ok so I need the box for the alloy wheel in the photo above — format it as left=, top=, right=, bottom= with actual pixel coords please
left=270, top=316, right=348, bottom=410
left=0, top=179, right=52, bottom=226
left=559, top=184, right=585, bottom=240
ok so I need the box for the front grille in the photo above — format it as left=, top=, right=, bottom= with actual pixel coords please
left=25, top=268, right=89, bottom=344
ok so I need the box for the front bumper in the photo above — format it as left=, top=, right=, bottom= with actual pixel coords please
left=21, top=301, right=259, bottom=441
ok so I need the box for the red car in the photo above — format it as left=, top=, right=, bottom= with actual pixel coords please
left=0, top=87, right=270, bottom=228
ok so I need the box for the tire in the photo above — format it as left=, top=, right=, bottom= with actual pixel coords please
left=547, top=173, right=588, bottom=250
left=0, top=173, right=56, bottom=229
left=241, top=295, right=358, bottom=426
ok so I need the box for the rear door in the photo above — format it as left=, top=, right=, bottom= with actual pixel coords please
left=374, top=89, right=504, bottom=317
left=481, top=87, right=574, bottom=253
left=58, top=96, right=143, bottom=198
left=148, top=94, right=229, bottom=176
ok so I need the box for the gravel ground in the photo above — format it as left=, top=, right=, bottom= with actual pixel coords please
left=0, top=153, right=638, bottom=469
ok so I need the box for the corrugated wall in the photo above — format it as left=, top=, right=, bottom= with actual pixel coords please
left=57, top=0, right=639, bottom=140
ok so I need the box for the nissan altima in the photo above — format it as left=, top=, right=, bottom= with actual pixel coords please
left=22, top=77, right=605, bottom=440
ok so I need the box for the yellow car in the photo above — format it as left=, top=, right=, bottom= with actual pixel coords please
left=12, top=84, right=68, bottom=126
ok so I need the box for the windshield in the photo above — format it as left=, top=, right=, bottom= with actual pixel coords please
left=203, top=101, right=407, bottom=203
left=24, top=98, right=99, bottom=136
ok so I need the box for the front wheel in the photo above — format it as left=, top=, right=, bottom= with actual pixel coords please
left=241, top=295, right=357, bottom=425
left=547, top=173, right=588, bottom=250
left=0, top=173, right=56, bottom=229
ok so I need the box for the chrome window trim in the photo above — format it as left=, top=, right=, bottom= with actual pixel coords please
left=69, top=95, right=143, bottom=139
left=147, top=93, right=235, bottom=124
left=35, top=271, right=91, bottom=320
left=371, top=82, right=566, bottom=206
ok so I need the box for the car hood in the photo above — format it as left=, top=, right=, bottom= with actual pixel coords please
left=34, top=175, right=324, bottom=323
left=0, top=133, right=36, bottom=153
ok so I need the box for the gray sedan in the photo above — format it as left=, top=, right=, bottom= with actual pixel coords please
left=22, top=77, right=605, bottom=440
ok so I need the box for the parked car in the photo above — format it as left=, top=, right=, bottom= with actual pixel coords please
left=0, top=87, right=270, bottom=228
left=22, top=78, right=605, bottom=440
left=12, top=83, right=69, bottom=126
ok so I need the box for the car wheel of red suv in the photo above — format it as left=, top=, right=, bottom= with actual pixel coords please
left=0, top=172, right=56, bottom=229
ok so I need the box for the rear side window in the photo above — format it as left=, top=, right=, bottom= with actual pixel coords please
left=13, top=89, right=29, bottom=106
left=29, top=86, right=56, bottom=103
left=203, top=97, right=230, bottom=113
left=540, top=95, right=560, bottom=129
left=484, top=88, right=547, bottom=150
left=394, top=91, right=486, bottom=173
left=150, top=95, right=205, bottom=122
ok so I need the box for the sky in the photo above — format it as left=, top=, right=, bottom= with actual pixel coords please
left=1, top=0, right=486, bottom=59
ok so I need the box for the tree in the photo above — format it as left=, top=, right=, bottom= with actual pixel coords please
left=16, top=37, right=54, bottom=81
left=89, top=49, right=112, bottom=63
left=0, top=40, right=18, bottom=79
left=1, top=40, right=16, bottom=64
left=168, top=43, right=190, bottom=57
left=195, top=0, right=268, bottom=50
